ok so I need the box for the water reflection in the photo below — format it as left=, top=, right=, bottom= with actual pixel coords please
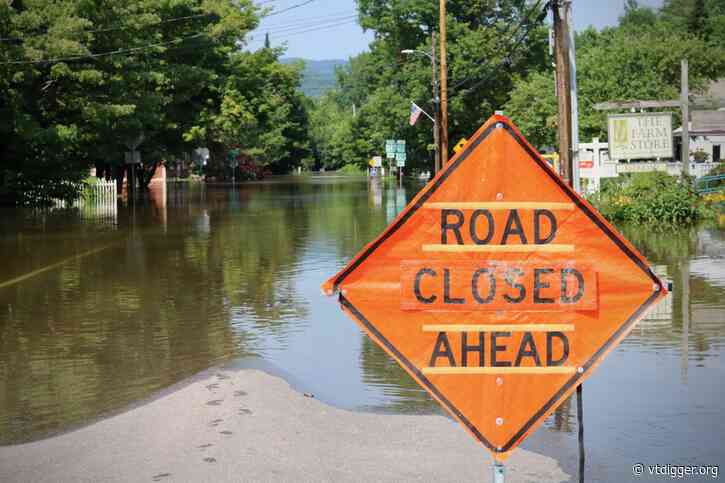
left=0, top=177, right=723, bottom=477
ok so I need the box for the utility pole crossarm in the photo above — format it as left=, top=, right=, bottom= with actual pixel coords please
left=594, top=99, right=725, bottom=111
left=593, top=100, right=681, bottom=111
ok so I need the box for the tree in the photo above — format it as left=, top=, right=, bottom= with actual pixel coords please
left=505, top=22, right=725, bottom=150
left=312, top=0, right=548, bottom=170
left=183, top=49, right=312, bottom=177
left=1, top=0, right=313, bottom=204
left=689, top=0, right=708, bottom=37
left=620, top=0, right=659, bottom=29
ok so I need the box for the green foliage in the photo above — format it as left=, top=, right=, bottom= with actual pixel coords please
left=693, top=148, right=710, bottom=162
left=589, top=172, right=709, bottom=225
left=620, top=0, right=659, bottom=29
left=1, top=0, right=313, bottom=205
left=506, top=13, right=725, bottom=150
left=706, top=162, right=725, bottom=177
left=336, top=163, right=366, bottom=175
left=310, top=0, right=548, bottom=170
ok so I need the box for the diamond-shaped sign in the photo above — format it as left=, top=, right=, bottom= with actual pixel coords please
left=322, top=115, right=667, bottom=460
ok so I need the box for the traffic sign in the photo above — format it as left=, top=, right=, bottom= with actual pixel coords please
left=395, top=152, right=406, bottom=167
left=386, top=140, right=396, bottom=159
left=396, top=140, right=406, bottom=154
left=323, top=115, right=667, bottom=461
left=453, top=137, right=468, bottom=154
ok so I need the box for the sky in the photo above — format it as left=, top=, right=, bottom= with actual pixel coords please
left=248, top=0, right=666, bottom=61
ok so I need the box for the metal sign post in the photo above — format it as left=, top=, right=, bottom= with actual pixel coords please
left=493, top=461, right=505, bottom=483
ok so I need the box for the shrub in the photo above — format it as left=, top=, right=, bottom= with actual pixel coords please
left=589, top=172, right=708, bottom=225
left=336, top=164, right=366, bottom=175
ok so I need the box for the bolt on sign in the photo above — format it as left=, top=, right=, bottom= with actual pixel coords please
left=322, top=115, right=667, bottom=461
left=607, top=112, right=673, bottom=160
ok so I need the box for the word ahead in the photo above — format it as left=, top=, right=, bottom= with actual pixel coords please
left=425, top=328, right=572, bottom=374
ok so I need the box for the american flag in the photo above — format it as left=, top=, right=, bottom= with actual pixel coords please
left=409, top=102, right=423, bottom=126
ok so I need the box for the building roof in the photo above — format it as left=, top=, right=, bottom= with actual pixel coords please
left=674, top=110, right=725, bottom=136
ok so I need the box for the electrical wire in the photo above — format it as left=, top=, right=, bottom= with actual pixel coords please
left=0, top=32, right=207, bottom=65
left=0, top=13, right=214, bottom=43
left=448, top=0, right=547, bottom=96
left=264, top=0, right=316, bottom=17
left=259, top=9, right=355, bottom=28
left=248, top=17, right=359, bottom=43
left=256, top=15, right=357, bottom=35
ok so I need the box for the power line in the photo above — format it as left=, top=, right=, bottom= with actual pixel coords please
left=264, top=0, right=316, bottom=17
left=247, top=19, right=357, bottom=41
left=448, top=0, right=547, bottom=96
left=257, top=10, right=355, bottom=29
left=252, top=15, right=358, bottom=37
left=249, top=17, right=358, bottom=43
left=0, top=32, right=207, bottom=65
left=0, top=13, right=214, bottom=43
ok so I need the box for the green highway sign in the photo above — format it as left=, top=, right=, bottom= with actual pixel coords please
left=396, top=140, right=406, bottom=154
left=395, top=152, right=406, bottom=167
left=385, top=140, right=396, bottom=159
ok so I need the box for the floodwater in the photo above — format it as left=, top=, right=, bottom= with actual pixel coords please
left=0, top=177, right=723, bottom=481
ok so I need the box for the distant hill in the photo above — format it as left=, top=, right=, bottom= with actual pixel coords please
left=282, top=58, right=348, bottom=98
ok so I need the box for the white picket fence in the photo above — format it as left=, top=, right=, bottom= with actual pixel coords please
left=578, top=138, right=720, bottom=193
left=85, top=179, right=117, bottom=204
left=53, top=179, right=118, bottom=219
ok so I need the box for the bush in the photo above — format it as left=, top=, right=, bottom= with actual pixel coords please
left=589, top=172, right=708, bottom=225
left=336, top=164, right=366, bottom=175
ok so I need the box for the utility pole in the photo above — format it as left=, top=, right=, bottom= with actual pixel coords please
left=439, top=0, right=449, bottom=165
left=566, top=1, right=581, bottom=193
left=681, top=59, right=690, bottom=176
left=432, top=31, right=441, bottom=173
left=553, top=0, right=573, bottom=186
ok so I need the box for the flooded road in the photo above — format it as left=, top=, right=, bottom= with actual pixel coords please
left=0, top=177, right=723, bottom=481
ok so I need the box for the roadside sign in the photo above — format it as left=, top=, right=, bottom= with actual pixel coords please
left=396, top=140, right=406, bottom=154
left=453, top=137, right=468, bottom=154
left=386, top=140, right=396, bottom=159
left=372, top=156, right=383, bottom=168
left=323, top=115, right=666, bottom=461
left=395, top=152, right=406, bottom=167
left=607, top=112, right=673, bottom=160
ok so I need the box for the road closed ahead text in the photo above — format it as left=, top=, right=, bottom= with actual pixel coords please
left=401, top=203, right=598, bottom=375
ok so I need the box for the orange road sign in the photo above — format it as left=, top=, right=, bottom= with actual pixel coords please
left=322, top=115, right=667, bottom=461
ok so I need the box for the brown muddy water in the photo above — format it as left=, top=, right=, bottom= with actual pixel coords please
left=0, top=177, right=723, bottom=481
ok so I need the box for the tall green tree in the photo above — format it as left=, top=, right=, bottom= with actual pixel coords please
left=1, top=0, right=313, bottom=205
left=506, top=16, right=725, bottom=149
left=310, top=0, right=548, bottom=171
